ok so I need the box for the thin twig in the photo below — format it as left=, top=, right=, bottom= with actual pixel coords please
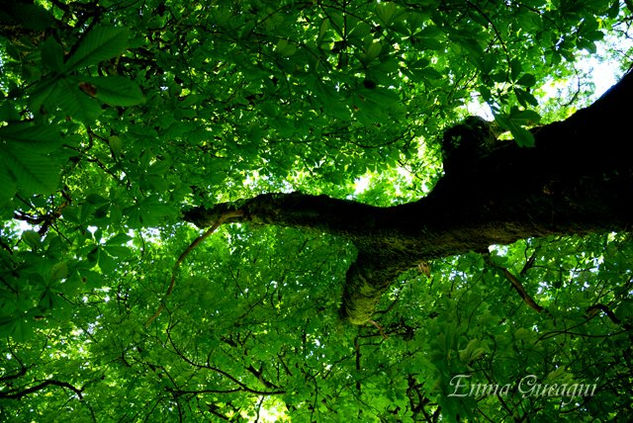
left=145, top=210, right=243, bottom=326
left=367, top=319, right=388, bottom=340
left=484, top=255, right=544, bottom=313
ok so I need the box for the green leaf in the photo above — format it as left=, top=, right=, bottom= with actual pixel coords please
left=50, top=261, right=69, bottom=281
left=376, top=2, right=398, bottom=25
left=510, top=59, right=522, bottom=79
left=98, top=249, right=118, bottom=273
left=65, top=26, right=130, bottom=70
left=86, top=194, right=108, bottom=205
left=109, top=135, right=123, bottom=155
left=86, top=247, right=99, bottom=264
left=607, top=1, right=620, bottom=18
left=85, top=76, right=145, bottom=106
left=106, top=233, right=132, bottom=245
left=52, top=77, right=103, bottom=122
left=510, top=108, right=541, bottom=124
left=29, top=78, right=58, bottom=114
left=11, top=318, right=33, bottom=342
left=275, top=39, right=297, bottom=56
left=495, top=112, right=535, bottom=147
left=458, top=37, right=484, bottom=65
left=40, top=37, right=65, bottom=73
left=576, top=38, right=597, bottom=53
left=417, top=36, right=443, bottom=51
left=516, top=73, right=536, bottom=87
left=0, top=122, right=62, bottom=152
left=2, top=148, right=60, bottom=194
left=418, top=67, right=442, bottom=81
left=3, top=3, right=55, bottom=31
left=511, top=126, right=535, bottom=147
left=105, top=246, right=131, bottom=259
left=584, top=30, right=605, bottom=42
left=365, top=41, right=383, bottom=61
left=0, top=124, right=62, bottom=196
left=80, top=269, right=102, bottom=289
left=514, top=87, right=539, bottom=107
left=0, top=103, right=20, bottom=123
left=0, top=166, right=17, bottom=203
left=22, top=231, right=41, bottom=250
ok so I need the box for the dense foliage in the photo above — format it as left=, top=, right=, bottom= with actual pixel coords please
left=1, top=0, right=633, bottom=421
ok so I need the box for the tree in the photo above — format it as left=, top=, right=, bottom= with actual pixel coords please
left=1, top=0, right=633, bottom=421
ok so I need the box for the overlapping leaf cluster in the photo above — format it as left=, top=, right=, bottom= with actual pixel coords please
left=1, top=0, right=632, bottom=421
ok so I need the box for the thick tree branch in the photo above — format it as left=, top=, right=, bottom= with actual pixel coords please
left=184, top=70, right=633, bottom=324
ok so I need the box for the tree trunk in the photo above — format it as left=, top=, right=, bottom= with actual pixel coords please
left=184, top=70, right=633, bottom=325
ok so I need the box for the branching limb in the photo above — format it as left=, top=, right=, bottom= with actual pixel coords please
left=484, top=256, right=544, bottom=313
left=165, top=324, right=285, bottom=395
left=587, top=303, right=632, bottom=330
left=145, top=209, right=243, bottom=326
left=181, top=71, right=633, bottom=325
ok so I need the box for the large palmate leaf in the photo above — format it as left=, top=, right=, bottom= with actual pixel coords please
left=65, top=26, right=130, bottom=70
left=52, top=77, right=103, bottom=123
left=0, top=144, right=60, bottom=196
left=0, top=123, right=63, bottom=196
left=85, top=76, right=145, bottom=106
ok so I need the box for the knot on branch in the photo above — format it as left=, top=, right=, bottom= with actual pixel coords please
left=440, top=116, right=501, bottom=176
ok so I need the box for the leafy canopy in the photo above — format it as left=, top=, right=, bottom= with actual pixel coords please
left=1, top=0, right=632, bottom=421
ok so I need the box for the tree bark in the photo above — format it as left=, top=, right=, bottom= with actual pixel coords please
left=184, top=70, right=633, bottom=325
